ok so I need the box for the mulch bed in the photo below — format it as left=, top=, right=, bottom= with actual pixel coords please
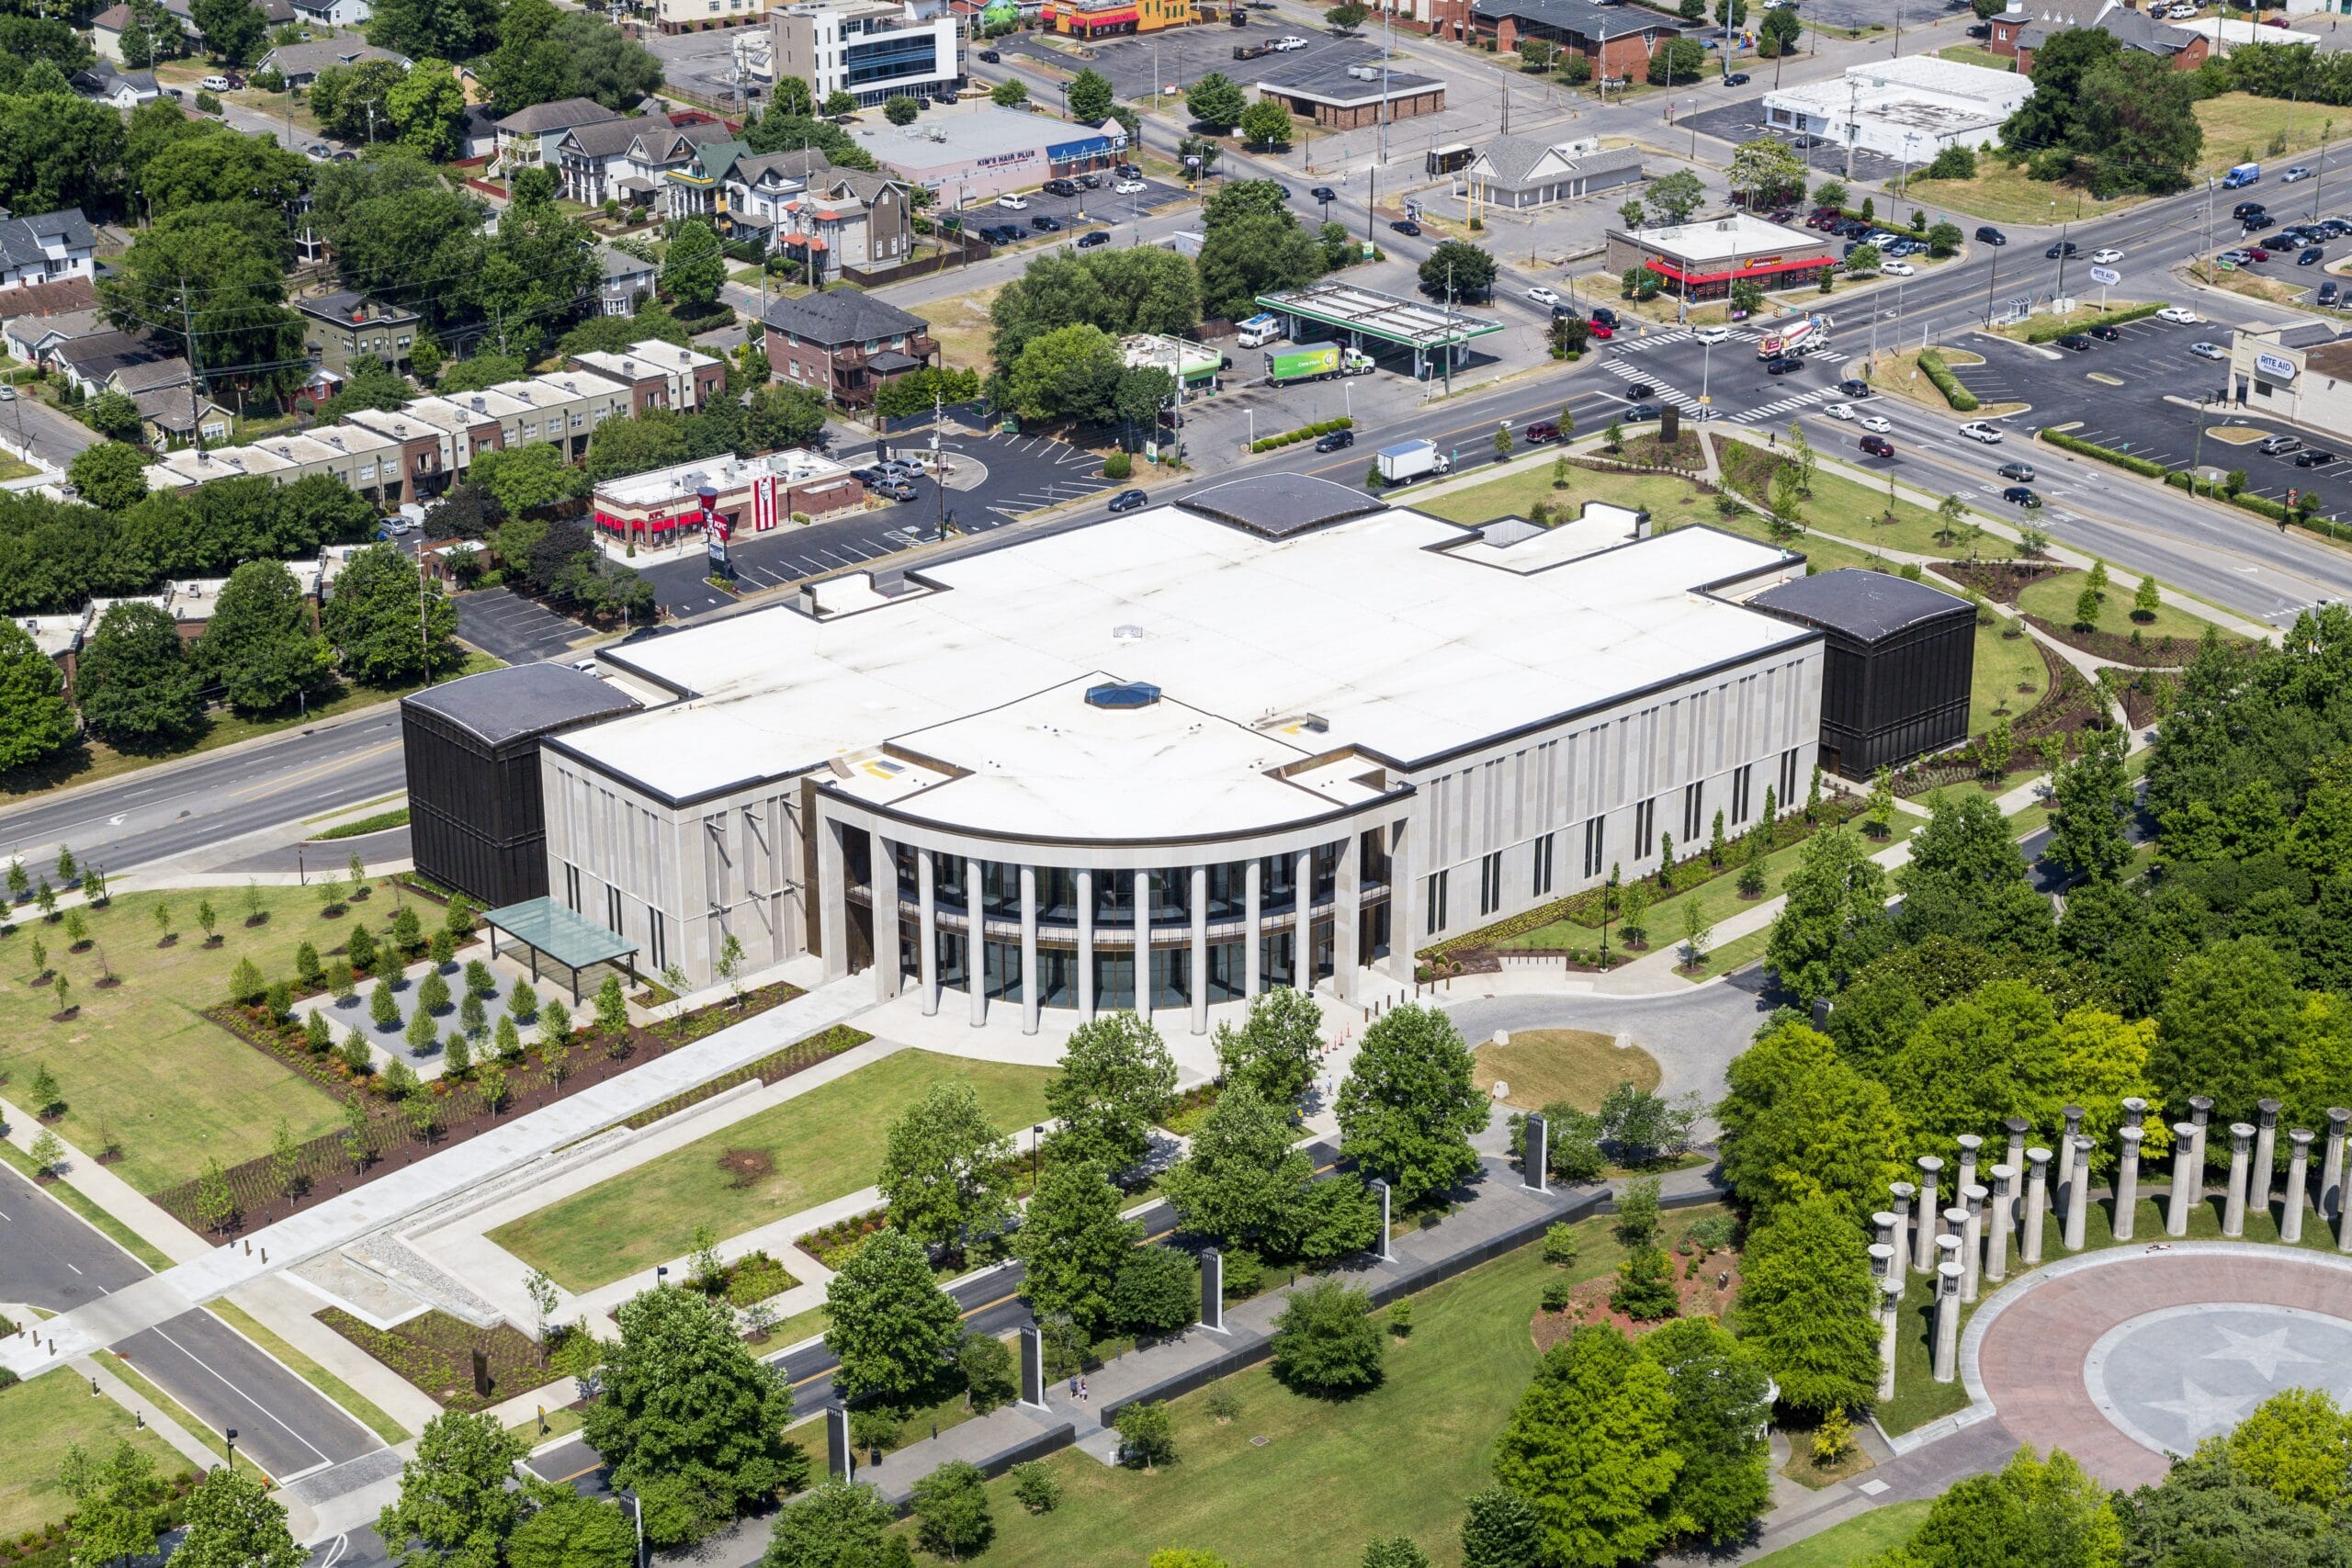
left=161, top=987, right=846, bottom=1240
left=2019, top=614, right=2210, bottom=669
left=1930, top=558, right=2064, bottom=604
left=1893, top=642, right=2103, bottom=799
left=1532, top=1252, right=1744, bottom=1350
left=315, top=1306, right=566, bottom=1411
left=2118, top=669, right=2177, bottom=730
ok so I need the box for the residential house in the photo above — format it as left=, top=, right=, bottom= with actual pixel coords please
left=457, top=104, right=501, bottom=161
left=596, top=246, right=658, bottom=316
left=773, top=168, right=911, bottom=276
left=131, top=387, right=232, bottom=449
left=109, top=354, right=199, bottom=402
left=72, top=64, right=162, bottom=108
left=52, top=330, right=187, bottom=398
left=4, top=307, right=105, bottom=367
left=1990, top=0, right=2210, bottom=71
left=291, top=0, right=375, bottom=28
left=704, top=146, right=827, bottom=242
left=1442, top=0, right=1679, bottom=79
left=495, top=97, right=626, bottom=176
left=556, top=116, right=734, bottom=212
left=1464, top=135, right=1644, bottom=209
left=296, top=290, right=423, bottom=376
left=758, top=290, right=934, bottom=406
left=565, top=340, right=729, bottom=412
left=0, top=209, right=96, bottom=294
left=254, top=39, right=410, bottom=88
left=0, top=281, right=98, bottom=337
left=159, top=0, right=298, bottom=42
left=87, top=6, right=140, bottom=65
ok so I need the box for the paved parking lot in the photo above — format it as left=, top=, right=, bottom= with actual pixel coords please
left=641, top=22, right=763, bottom=108
left=955, top=174, right=1187, bottom=242
left=455, top=588, right=594, bottom=665
left=1678, top=97, right=1910, bottom=184
left=1035, top=23, right=1379, bottom=102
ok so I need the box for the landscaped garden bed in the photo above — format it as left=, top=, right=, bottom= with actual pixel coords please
left=798, top=1207, right=889, bottom=1271
left=314, top=1307, right=567, bottom=1412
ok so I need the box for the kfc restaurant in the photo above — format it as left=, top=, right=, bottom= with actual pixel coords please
left=589, top=450, right=865, bottom=550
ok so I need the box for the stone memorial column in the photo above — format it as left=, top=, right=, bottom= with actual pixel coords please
left=1018, top=1325, right=1046, bottom=1408
left=1934, top=1231, right=1962, bottom=1288
left=1524, top=1112, right=1548, bottom=1193
left=2188, top=1095, right=2215, bottom=1189
left=2056, top=1106, right=2085, bottom=1232
left=2063, top=1134, right=2094, bottom=1251
left=2113, top=1127, right=2143, bottom=1243
left=1914, top=1156, right=1944, bottom=1274
left=2324, top=1109, right=2350, bottom=1223
left=1371, top=1178, right=1393, bottom=1262
left=2121, top=1096, right=2148, bottom=1132
left=1931, top=1261, right=1963, bottom=1383
left=2283, top=1130, right=2313, bottom=1246
left=2003, top=1117, right=2030, bottom=1218
left=2223, top=1122, right=2255, bottom=1237
left=2021, top=1148, right=2051, bottom=1266
left=1961, top=1184, right=1986, bottom=1303
left=1955, top=1134, right=1983, bottom=1215
left=1889, top=1181, right=1917, bottom=1276
left=1877, top=1278, right=1904, bottom=1403
left=2255, top=1099, right=2280, bottom=1212
left=2339, top=1180, right=2352, bottom=1254
left=1869, top=1241, right=1896, bottom=1280
left=1872, top=1211, right=1898, bottom=1256
left=1985, top=1166, right=2014, bottom=1281
left=2167, top=1121, right=2199, bottom=1237
left=1199, top=1247, right=1225, bottom=1332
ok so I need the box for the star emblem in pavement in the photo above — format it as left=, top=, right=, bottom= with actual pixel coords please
left=2142, top=1379, right=2260, bottom=1445
left=2202, top=1325, right=2326, bottom=1382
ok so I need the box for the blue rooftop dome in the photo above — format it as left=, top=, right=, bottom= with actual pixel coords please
left=1086, top=681, right=1162, bottom=709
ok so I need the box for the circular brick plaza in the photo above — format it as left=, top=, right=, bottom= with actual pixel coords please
left=1963, top=1246, right=2352, bottom=1490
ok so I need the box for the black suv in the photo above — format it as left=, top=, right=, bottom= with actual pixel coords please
left=1976, top=225, right=2007, bottom=245
left=1314, top=429, right=1354, bottom=452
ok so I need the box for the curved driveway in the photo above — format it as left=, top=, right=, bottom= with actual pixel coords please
left=1441, top=979, right=1774, bottom=1122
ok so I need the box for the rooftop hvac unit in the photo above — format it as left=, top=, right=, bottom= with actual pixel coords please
left=1347, top=63, right=1378, bottom=79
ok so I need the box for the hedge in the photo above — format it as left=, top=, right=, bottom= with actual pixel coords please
left=1249, top=414, right=1354, bottom=455
left=1836, top=208, right=1929, bottom=242
left=2039, top=426, right=2167, bottom=479
left=2043, top=426, right=2352, bottom=539
left=1918, top=350, right=1978, bottom=412
left=2020, top=301, right=2165, bottom=345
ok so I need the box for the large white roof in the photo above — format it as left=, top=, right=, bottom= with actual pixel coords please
left=560, top=499, right=1813, bottom=838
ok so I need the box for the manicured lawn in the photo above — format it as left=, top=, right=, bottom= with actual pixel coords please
left=0, top=1364, right=198, bottom=1537
left=1502, top=829, right=1817, bottom=958
left=0, top=885, right=361, bottom=1194
left=2015, top=569, right=2241, bottom=648
left=486, top=1050, right=1057, bottom=1292
left=1934, top=43, right=2013, bottom=71
left=1690, top=923, right=1773, bottom=980
left=1984, top=300, right=2153, bottom=343
left=1412, top=466, right=1713, bottom=528
left=1970, top=621, right=2047, bottom=738
left=0, top=654, right=500, bottom=801
left=955, top=1204, right=1731, bottom=1568
left=1469, top=1029, right=1657, bottom=1111
left=1749, top=1502, right=1932, bottom=1567
left=1687, top=508, right=1892, bottom=574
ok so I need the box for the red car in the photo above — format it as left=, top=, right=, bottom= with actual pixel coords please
left=2248, top=246, right=2273, bottom=263
left=1588, top=320, right=1614, bottom=339
left=1524, top=421, right=1561, bottom=443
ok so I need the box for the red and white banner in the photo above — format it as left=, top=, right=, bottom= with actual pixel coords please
left=751, top=473, right=780, bottom=532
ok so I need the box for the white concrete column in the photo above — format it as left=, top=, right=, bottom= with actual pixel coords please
left=2223, top=1122, right=2255, bottom=1237
left=1381, top=818, right=1419, bottom=986
left=1876, top=1278, right=1903, bottom=1403
left=1019, top=864, right=1040, bottom=1036
left=2167, top=1121, right=2198, bottom=1237
left=1960, top=1183, right=1985, bottom=1303
left=1133, top=870, right=1151, bottom=1021
left=1075, top=867, right=1094, bottom=1022
left=1868, top=1241, right=1895, bottom=1280
left=918, top=850, right=938, bottom=1017
left=1985, top=1166, right=2013, bottom=1282
left=2188, top=1096, right=2214, bottom=1190
left=1931, top=1262, right=1963, bottom=1383
left=1293, top=848, right=1313, bottom=988
left=1913, top=1156, right=1943, bottom=1274
left=1332, top=834, right=1360, bottom=1005
left=1955, top=1134, right=1983, bottom=1213
left=2003, top=1116, right=2030, bottom=1235
left=2021, top=1148, right=2049, bottom=1267
left=2255, top=1099, right=2280, bottom=1213
left=1189, top=863, right=1208, bottom=1036
left=1243, top=856, right=1262, bottom=999
left=1871, top=1212, right=1897, bottom=1257
left=2063, top=1134, right=2093, bottom=1252
left=2324, top=1109, right=2350, bottom=1222
left=2055, top=1106, right=2084, bottom=1232
left=1888, top=1181, right=1916, bottom=1278
left=817, top=818, right=848, bottom=982
left=2284, top=1129, right=2313, bottom=1246
left=967, top=856, right=987, bottom=1027
left=2113, top=1129, right=2142, bottom=1243
left=872, top=837, right=901, bottom=1004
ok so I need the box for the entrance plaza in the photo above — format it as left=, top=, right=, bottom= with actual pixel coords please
left=526, top=475, right=1826, bottom=1028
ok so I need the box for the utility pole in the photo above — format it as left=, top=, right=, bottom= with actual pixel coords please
left=179, top=282, right=203, bottom=455
left=1843, top=76, right=1858, bottom=182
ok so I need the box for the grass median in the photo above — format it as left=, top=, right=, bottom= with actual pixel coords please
left=0, top=1363, right=199, bottom=1538
left=486, top=1049, right=1056, bottom=1292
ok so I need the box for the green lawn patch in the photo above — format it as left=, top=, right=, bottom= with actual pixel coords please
left=2195, top=93, right=2335, bottom=175
left=508, top=1403, right=587, bottom=1446
left=1411, top=465, right=1714, bottom=528
left=487, top=1050, right=1056, bottom=1292
left=1934, top=43, right=2012, bottom=71
left=1470, top=1029, right=1658, bottom=1111
left=1748, top=1501, right=1932, bottom=1567
left=0, top=885, right=357, bottom=1194
left=1905, top=159, right=2152, bottom=227
left=1689, top=923, right=1773, bottom=980
left=1970, top=621, right=2047, bottom=738
left=949, top=1204, right=1730, bottom=1568
left=0, top=1360, right=199, bottom=1538
left=2014, top=570, right=2236, bottom=655
left=310, top=807, right=410, bottom=841
left=1720, top=441, right=1990, bottom=559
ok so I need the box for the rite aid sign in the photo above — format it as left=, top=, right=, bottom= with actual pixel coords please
left=2256, top=350, right=2300, bottom=381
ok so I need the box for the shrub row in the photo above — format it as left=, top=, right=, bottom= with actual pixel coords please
left=2039, top=426, right=2167, bottom=479
left=2041, top=426, right=2352, bottom=541
left=1918, top=349, right=1978, bottom=412
left=1836, top=208, right=1930, bottom=242
left=1248, top=415, right=1353, bottom=455
left=2020, top=301, right=2165, bottom=345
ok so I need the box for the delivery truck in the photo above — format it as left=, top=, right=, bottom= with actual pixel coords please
left=2223, top=162, right=2262, bottom=189
left=1265, top=341, right=1374, bottom=383
left=1236, top=311, right=1281, bottom=348
left=1376, top=439, right=1451, bottom=484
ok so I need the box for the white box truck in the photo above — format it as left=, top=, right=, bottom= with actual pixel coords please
left=1236, top=312, right=1281, bottom=348
left=1376, top=439, right=1450, bottom=484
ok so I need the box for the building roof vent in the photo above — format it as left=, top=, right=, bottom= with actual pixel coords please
left=1085, top=680, right=1161, bottom=710
left=1112, top=623, right=1144, bottom=641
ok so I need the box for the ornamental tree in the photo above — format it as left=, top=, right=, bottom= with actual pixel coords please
left=1334, top=1003, right=1487, bottom=1206
left=823, top=1227, right=963, bottom=1404
left=1642, top=1316, right=1771, bottom=1546
left=1491, top=1324, right=1679, bottom=1568
left=760, top=1483, right=893, bottom=1568
left=503, top=1498, right=634, bottom=1568
left=1160, top=1080, right=1312, bottom=1254
left=1269, top=1278, right=1384, bottom=1396
left=1213, top=984, right=1322, bottom=1106
left=876, top=1078, right=1016, bottom=1254
left=1012, top=1158, right=1138, bottom=1339
left=1734, top=1193, right=1879, bottom=1416
left=1043, top=1009, right=1176, bottom=1174
left=375, top=1413, right=541, bottom=1568
left=175, top=1466, right=304, bottom=1568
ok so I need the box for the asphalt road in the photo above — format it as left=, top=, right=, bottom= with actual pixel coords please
left=0, top=1162, right=382, bottom=1484
left=0, top=392, right=98, bottom=472
left=0, top=707, right=409, bottom=877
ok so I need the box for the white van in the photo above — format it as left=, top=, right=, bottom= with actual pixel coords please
left=1236, top=312, right=1281, bottom=348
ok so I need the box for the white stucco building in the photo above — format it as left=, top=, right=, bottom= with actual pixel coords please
left=1763, top=57, right=2033, bottom=161
left=515, top=476, right=1826, bottom=1030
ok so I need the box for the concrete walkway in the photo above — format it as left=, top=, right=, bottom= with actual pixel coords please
left=0, top=974, right=883, bottom=1380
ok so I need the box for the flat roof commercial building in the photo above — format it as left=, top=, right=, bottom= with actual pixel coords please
left=590, top=448, right=865, bottom=547
left=849, top=105, right=1129, bottom=204
left=1040, top=0, right=1197, bottom=36
left=491, top=477, right=1824, bottom=1028
left=1603, top=213, right=1836, bottom=300
left=772, top=0, right=961, bottom=107
left=1253, top=60, right=1445, bottom=130
left=1763, top=57, right=2032, bottom=160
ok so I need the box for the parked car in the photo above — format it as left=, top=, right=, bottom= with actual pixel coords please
left=1882, top=260, right=1915, bottom=276
left=1390, top=218, right=1421, bottom=236
left=1998, top=461, right=2037, bottom=482
left=1114, top=178, right=1146, bottom=194
left=1044, top=177, right=1080, bottom=197
left=1528, top=285, right=1561, bottom=307
left=2294, top=448, right=2336, bottom=467
left=1523, top=421, right=1560, bottom=443
left=2090, top=247, right=2124, bottom=264
left=997, top=193, right=1029, bottom=209
left=871, top=479, right=918, bottom=502
left=1031, top=215, right=1062, bottom=231
left=1107, top=489, right=1148, bottom=512
left=1078, top=173, right=1102, bottom=188
left=1272, top=33, right=1309, bottom=48
left=1975, top=225, right=2007, bottom=245
left=1315, top=429, right=1354, bottom=451
left=2301, top=246, right=2326, bottom=265
left=1860, top=434, right=1894, bottom=457
left=2002, top=485, right=2043, bottom=508
left=2247, top=246, right=2273, bottom=262
left=2157, top=306, right=2199, bottom=323
left=1960, top=421, right=2004, bottom=444
left=2219, top=249, right=2254, bottom=265
left=2189, top=341, right=2227, bottom=359
left=1077, top=230, right=1109, bottom=247
left=2089, top=324, right=2121, bottom=341
left=2322, top=281, right=2342, bottom=307
left=2056, top=333, right=2093, bottom=351
left=304, top=142, right=334, bottom=162
left=2259, top=434, right=2304, bottom=455
left=1310, top=186, right=1339, bottom=203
